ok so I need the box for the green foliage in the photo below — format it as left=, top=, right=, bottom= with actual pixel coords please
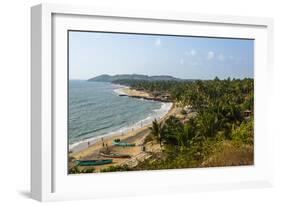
left=68, top=166, right=95, bottom=174
left=196, top=111, right=220, bottom=138
left=68, top=165, right=80, bottom=174
left=115, top=78, right=253, bottom=111
left=161, top=116, right=184, bottom=146
left=102, top=77, right=254, bottom=171
left=231, top=118, right=254, bottom=145
left=100, top=165, right=131, bottom=172
left=149, top=119, right=164, bottom=148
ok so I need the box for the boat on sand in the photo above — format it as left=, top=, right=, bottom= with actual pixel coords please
left=100, top=151, right=131, bottom=158
left=76, top=159, right=113, bottom=166
left=112, top=140, right=135, bottom=147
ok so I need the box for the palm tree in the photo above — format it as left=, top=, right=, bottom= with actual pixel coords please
left=149, top=119, right=163, bottom=149
left=69, top=165, right=80, bottom=174
left=175, top=123, right=194, bottom=150
left=196, top=111, right=219, bottom=139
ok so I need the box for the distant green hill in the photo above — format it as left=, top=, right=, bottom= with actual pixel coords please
left=88, top=74, right=182, bottom=82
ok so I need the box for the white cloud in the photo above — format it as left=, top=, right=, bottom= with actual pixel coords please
left=185, top=49, right=197, bottom=56
left=180, top=59, right=184, bottom=65
left=218, top=53, right=225, bottom=61
left=207, top=51, right=215, bottom=60
left=190, top=49, right=197, bottom=56
left=154, top=38, right=161, bottom=47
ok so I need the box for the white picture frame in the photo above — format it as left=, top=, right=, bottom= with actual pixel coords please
left=31, top=3, right=274, bottom=202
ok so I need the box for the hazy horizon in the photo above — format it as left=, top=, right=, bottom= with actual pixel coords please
left=69, top=31, right=254, bottom=80
left=69, top=73, right=254, bottom=81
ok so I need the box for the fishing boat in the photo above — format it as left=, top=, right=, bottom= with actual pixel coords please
left=76, top=159, right=113, bottom=166
left=100, top=151, right=131, bottom=158
left=112, top=140, right=135, bottom=147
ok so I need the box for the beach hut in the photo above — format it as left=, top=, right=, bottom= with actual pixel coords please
left=161, top=93, right=171, bottom=100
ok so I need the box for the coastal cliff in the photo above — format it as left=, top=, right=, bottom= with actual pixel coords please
left=88, top=74, right=182, bottom=82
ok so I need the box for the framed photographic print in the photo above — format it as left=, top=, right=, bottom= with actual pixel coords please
left=31, top=3, right=274, bottom=201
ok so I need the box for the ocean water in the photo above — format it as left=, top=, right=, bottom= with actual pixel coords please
left=69, top=80, right=172, bottom=150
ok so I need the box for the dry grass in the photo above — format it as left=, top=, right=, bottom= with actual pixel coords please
left=201, top=141, right=254, bottom=167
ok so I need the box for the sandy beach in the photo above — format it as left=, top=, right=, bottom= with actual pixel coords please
left=69, top=87, right=181, bottom=172
left=118, top=87, right=152, bottom=98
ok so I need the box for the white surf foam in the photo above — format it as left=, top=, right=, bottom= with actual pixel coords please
left=69, top=101, right=173, bottom=153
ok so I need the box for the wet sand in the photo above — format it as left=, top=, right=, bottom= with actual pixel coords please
left=69, top=87, right=181, bottom=172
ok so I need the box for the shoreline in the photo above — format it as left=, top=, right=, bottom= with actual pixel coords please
left=116, top=86, right=172, bottom=103
left=69, top=86, right=180, bottom=172
left=115, top=87, right=152, bottom=98
left=69, top=85, right=172, bottom=153
left=69, top=101, right=177, bottom=172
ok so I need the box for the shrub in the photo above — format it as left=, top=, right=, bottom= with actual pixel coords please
left=231, top=118, right=254, bottom=145
left=100, top=165, right=131, bottom=172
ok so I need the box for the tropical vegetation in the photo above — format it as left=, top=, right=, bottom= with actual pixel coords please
left=100, top=77, right=254, bottom=172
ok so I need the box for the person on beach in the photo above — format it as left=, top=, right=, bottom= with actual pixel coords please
left=87, top=141, right=90, bottom=147
left=101, top=138, right=105, bottom=148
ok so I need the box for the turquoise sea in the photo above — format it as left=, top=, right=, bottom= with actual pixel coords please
left=69, top=80, right=172, bottom=151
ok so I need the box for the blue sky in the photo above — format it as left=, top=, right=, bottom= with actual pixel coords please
left=69, top=31, right=254, bottom=80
